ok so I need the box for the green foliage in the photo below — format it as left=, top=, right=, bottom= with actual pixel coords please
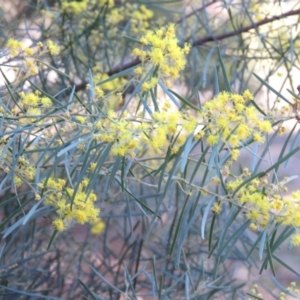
left=1, top=1, right=300, bottom=299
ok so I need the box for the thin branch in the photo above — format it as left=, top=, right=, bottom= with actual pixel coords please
left=175, top=0, right=218, bottom=24
left=192, top=8, right=300, bottom=46
left=74, top=8, right=300, bottom=93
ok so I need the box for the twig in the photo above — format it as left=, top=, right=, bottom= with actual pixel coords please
left=74, top=8, right=300, bottom=92
left=192, top=8, right=300, bottom=46
left=175, top=0, right=218, bottom=24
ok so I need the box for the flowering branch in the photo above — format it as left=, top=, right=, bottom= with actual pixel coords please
left=74, top=7, right=300, bottom=93
left=192, top=8, right=300, bottom=46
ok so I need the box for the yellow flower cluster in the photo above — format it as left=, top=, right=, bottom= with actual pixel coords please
left=61, top=0, right=88, bottom=14
left=6, top=38, right=24, bottom=57
left=276, top=191, right=300, bottom=228
left=46, top=40, right=60, bottom=55
left=201, top=90, right=272, bottom=160
left=6, top=39, right=59, bottom=58
left=248, top=284, right=263, bottom=300
left=94, top=2, right=152, bottom=32
left=130, top=4, right=153, bottom=33
left=89, top=72, right=128, bottom=110
left=251, top=3, right=267, bottom=21
left=40, top=177, right=104, bottom=233
left=85, top=88, right=275, bottom=160
left=150, top=109, right=197, bottom=153
left=93, top=73, right=126, bottom=91
left=5, top=38, right=60, bottom=82
left=16, top=91, right=52, bottom=124
left=98, top=0, right=115, bottom=8
left=90, top=102, right=199, bottom=157
left=226, top=175, right=279, bottom=229
left=249, top=282, right=300, bottom=300
left=19, top=91, right=52, bottom=108
left=94, top=113, right=140, bottom=157
left=100, top=2, right=152, bottom=28
left=0, top=153, right=36, bottom=187
left=225, top=171, right=300, bottom=246
left=51, top=1, right=154, bottom=76
left=133, top=24, right=191, bottom=85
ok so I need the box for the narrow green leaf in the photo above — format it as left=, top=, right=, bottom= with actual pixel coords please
left=250, top=100, right=267, bottom=116
left=47, top=230, right=58, bottom=250
left=37, top=59, right=70, bottom=78
left=259, top=229, right=268, bottom=261
left=180, top=134, right=194, bottom=173
left=271, top=226, right=295, bottom=252
left=266, top=241, right=276, bottom=276
left=96, top=65, right=137, bottom=86
left=152, top=256, right=159, bottom=294
left=168, top=89, right=200, bottom=111
left=201, top=47, right=215, bottom=89
left=169, top=194, right=190, bottom=256
left=246, top=293, right=264, bottom=300
left=217, top=46, right=231, bottom=92
left=287, top=88, right=300, bottom=100
left=263, top=147, right=299, bottom=176
left=271, top=121, right=297, bottom=182
left=0, top=197, right=32, bottom=231
left=221, top=220, right=251, bottom=261
left=285, top=127, right=300, bottom=168
left=217, top=206, right=240, bottom=257
left=115, top=177, right=159, bottom=217
left=201, top=196, right=216, bottom=239
left=253, top=73, right=292, bottom=105
left=22, top=199, right=44, bottom=225
left=78, top=279, right=100, bottom=300
left=0, top=285, right=61, bottom=299
left=105, top=156, right=122, bottom=192
left=159, top=81, right=180, bottom=108
left=90, top=264, right=124, bottom=294
left=273, top=254, right=300, bottom=277
left=208, top=216, right=217, bottom=253
left=213, top=66, right=220, bottom=95
left=189, top=146, right=209, bottom=184
left=122, top=35, right=143, bottom=44
left=253, top=131, right=278, bottom=174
